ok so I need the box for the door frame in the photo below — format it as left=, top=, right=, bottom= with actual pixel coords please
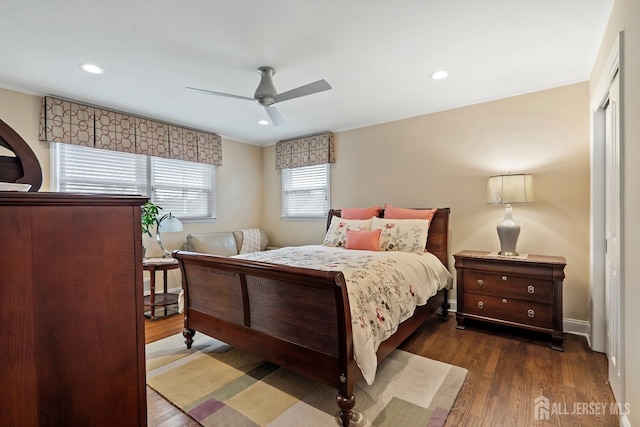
left=589, top=31, right=624, bottom=401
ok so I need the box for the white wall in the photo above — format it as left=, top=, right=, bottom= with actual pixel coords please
left=263, top=83, right=591, bottom=322
left=0, top=88, right=50, bottom=190
left=1, top=79, right=594, bottom=325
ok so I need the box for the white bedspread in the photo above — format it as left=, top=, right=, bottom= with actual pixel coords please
left=234, top=245, right=452, bottom=384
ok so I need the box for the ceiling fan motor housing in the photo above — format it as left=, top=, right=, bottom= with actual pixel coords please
left=255, top=66, right=277, bottom=105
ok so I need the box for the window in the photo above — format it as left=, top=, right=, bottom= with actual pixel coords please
left=281, top=164, right=330, bottom=219
left=151, top=157, right=215, bottom=218
left=53, top=143, right=215, bottom=219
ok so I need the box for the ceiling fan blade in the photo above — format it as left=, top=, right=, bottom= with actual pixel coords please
left=186, top=87, right=255, bottom=102
left=273, top=79, right=332, bottom=104
left=265, top=105, right=285, bottom=127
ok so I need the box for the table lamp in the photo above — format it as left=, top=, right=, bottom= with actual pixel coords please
left=487, top=173, right=534, bottom=256
left=156, top=212, right=183, bottom=257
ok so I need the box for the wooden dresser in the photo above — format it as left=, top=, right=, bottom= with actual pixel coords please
left=454, top=250, right=566, bottom=351
left=0, top=193, right=148, bottom=426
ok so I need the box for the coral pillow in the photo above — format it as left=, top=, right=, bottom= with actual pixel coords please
left=345, top=229, right=382, bottom=251
left=341, top=206, right=381, bottom=220
left=384, top=204, right=437, bottom=221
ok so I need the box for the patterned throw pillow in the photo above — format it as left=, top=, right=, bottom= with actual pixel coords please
left=323, top=216, right=373, bottom=247
left=239, top=228, right=261, bottom=254
left=371, top=217, right=430, bottom=253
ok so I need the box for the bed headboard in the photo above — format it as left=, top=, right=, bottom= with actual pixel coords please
left=326, top=208, right=450, bottom=269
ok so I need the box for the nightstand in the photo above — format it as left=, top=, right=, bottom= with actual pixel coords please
left=454, top=250, right=566, bottom=351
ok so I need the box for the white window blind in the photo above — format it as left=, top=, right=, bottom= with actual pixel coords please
left=282, top=164, right=330, bottom=219
left=56, top=143, right=147, bottom=195
left=54, top=143, right=215, bottom=219
left=151, top=157, right=215, bottom=218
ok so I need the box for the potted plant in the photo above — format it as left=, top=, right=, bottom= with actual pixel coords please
left=141, top=201, right=161, bottom=236
left=141, top=201, right=161, bottom=258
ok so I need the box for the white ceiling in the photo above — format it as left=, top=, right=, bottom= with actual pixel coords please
left=0, top=1, right=613, bottom=146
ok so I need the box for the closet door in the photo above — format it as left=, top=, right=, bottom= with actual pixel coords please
left=604, top=73, right=623, bottom=404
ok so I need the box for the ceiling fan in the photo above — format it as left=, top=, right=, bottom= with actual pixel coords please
left=187, top=66, right=332, bottom=126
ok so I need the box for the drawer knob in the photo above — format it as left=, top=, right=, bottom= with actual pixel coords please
left=502, top=299, right=508, bottom=304
left=477, top=279, right=484, bottom=286
left=477, top=301, right=484, bottom=309
left=528, top=285, right=535, bottom=294
left=501, top=276, right=508, bottom=281
left=528, top=309, right=535, bottom=318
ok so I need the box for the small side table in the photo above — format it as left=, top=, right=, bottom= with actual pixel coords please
left=143, top=258, right=180, bottom=320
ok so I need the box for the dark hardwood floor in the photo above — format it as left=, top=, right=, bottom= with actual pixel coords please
left=144, top=313, right=618, bottom=426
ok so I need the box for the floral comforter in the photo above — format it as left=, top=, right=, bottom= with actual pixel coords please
left=234, top=245, right=453, bottom=384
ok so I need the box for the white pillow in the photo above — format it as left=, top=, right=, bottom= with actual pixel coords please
left=323, top=216, right=373, bottom=247
left=371, top=217, right=429, bottom=253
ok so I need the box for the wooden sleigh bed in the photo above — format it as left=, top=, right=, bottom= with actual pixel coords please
left=174, top=208, right=451, bottom=426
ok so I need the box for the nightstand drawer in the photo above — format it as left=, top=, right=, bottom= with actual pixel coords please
left=463, top=271, right=553, bottom=303
left=457, top=258, right=554, bottom=278
left=464, top=293, right=553, bottom=329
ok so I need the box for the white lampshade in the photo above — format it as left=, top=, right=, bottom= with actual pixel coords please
left=487, top=174, right=534, bottom=205
left=158, top=214, right=183, bottom=232
left=156, top=213, right=183, bottom=257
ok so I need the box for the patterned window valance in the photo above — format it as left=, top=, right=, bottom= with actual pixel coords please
left=40, top=98, right=95, bottom=147
left=136, top=118, right=169, bottom=159
left=275, top=132, right=335, bottom=170
left=95, top=109, right=135, bottom=153
left=39, top=96, right=222, bottom=165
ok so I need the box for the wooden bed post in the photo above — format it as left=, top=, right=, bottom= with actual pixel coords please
left=336, top=393, right=356, bottom=427
left=440, top=288, right=450, bottom=320
left=176, top=256, right=196, bottom=349
left=183, top=327, right=195, bottom=349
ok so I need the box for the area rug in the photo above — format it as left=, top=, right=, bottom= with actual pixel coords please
left=146, top=333, right=467, bottom=426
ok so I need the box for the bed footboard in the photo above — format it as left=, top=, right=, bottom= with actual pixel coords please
left=174, top=250, right=448, bottom=427
left=175, top=251, right=361, bottom=424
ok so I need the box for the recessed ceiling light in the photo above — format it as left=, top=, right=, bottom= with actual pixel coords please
left=258, top=119, right=269, bottom=126
left=80, top=63, right=104, bottom=74
left=429, top=70, right=448, bottom=80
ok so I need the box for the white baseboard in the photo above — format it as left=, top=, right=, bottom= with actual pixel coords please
left=563, top=318, right=590, bottom=339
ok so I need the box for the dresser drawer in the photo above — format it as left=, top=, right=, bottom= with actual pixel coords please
left=463, top=271, right=553, bottom=303
left=463, top=293, right=553, bottom=329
